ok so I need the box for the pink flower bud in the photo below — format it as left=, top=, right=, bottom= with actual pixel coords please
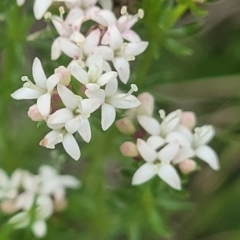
left=116, top=118, right=136, bottom=135
left=27, top=104, right=44, bottom=121
left=55, top=66, right=71, bottom=86
left=1, top=200, right=17, bottom=214
left=180, top=111, right=196, bottom=130
left=137, top=92, right=154, bottom=116
left=54, top=198, right=67, bottom=212
left=120, top=141, right=139, bottom=157
left=178, top=159, right=197, bottom=174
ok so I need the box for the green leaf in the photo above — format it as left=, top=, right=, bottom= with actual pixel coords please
left=167, top=22, right=202, bottom=38
left=164, top=38, right=193, bottom=56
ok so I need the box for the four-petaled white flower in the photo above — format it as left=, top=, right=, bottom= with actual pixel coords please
left=70, top=51, right=117, bottom=91
left=85, top=79, right=140, bottom=130
left=132, top=137, right=184, bottom=190
left=11, top=58, right=62, bottom=117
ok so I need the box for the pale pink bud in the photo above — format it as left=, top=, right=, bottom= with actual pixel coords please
left=180, top=111, right=196, bottom=130
left=178, top=159, right=197, bottom=174
left=28, top=104, right=44, bottom=121
left=120, top=141, right=139, bottom=157
left=54, top=198, right=67, bottom=212
left=116, top=118, right=136, bottom=135
left=55, top=66, right=71, bottom=86
left=137, top=92, right=154, bottom=116
left=1, top=200, right=17, bottom=214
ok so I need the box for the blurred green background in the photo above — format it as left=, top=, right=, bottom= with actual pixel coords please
left=1, top=0, right=240, bottom=239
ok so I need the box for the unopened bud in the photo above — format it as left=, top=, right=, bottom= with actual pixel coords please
left=116, top=118, right=136, bottom=135
left=54, top=198, right=67, bottom=212
left=1, top=200, right=17, bottom=214
left=120, top=141, right=139, bottom=157
left=28, top=104, right=44, bottom=121
left=137, top=92, right=154, bottom=116
left=178, top=159, right=197, bottom=174
left=55, top=66, right=71, bottom=86
left=180, top=111, right=196, bottom=130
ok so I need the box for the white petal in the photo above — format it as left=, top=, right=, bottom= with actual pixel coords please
left=83, top=29, right=101, bottom=56
left=62, top=133, right=81, bottom=160
left=86, top=83, right=100, bottom=91
left=122, top=30, right=141, bottom=42
left=113, top=57, right=130, bottom=84
left=97, top=71, right=117, bottom=86
left=57, top=84, right=78, bottom=110
left=137, top=115, right=161, bottom=135
left=101, top=103, right=116, bottom=131
left=65, top=7, right=84, bottom=25
left=70, top=65, right=89, bottom=84
left=175, top=125, right=193, bottom=142
left=32, top=221, right=47, bottom=238
left=39, top=130, right=59, bottom=148
left=172, top=147, right=195, bottom=164
left=46, top=73, right=61, bottom=92
left=33, top=0, right=52, bottom=20
left=78, top=119, right=91, bottom=142
left=147, top=136, right=165, bottom=150
left=59, top=38, right=81, bottom=59
left=158, top=142, right=179, bottom=162
left=108, top=25, right=123, bottom=50
left=48, top=108, right=74, bottom=124
left=9, top=212, right=29, bottom=228
left=110, top=95, right=140, bottom=109
left=132, top=163, right=156, bottom=185
left=88, top=51, right=103, bottom=80
left=32, top=57, right=47, bottom=89
left=97, top=46, right=114, bottom=60
left=81, top=98, right=102, bottom=113
left=195, top=145, right=220, bottom=170
left=105, top=78, right=118, bottom=97
left=136, top=138, right=157, bottom=162
left=85, top=89, right=105, bottom=101
left=166, top=131, right=190, bottom=147
left=51, top=38, right=62, bottom=60
left=65, top=116, right=81, bottom=133
left=124, top=41, right=148, bottom=56
left=11, top=88, right=42, bottom=100
left=37, top=92, right=51, bottom=116
left=157, top=164, right=181, bottom=190
left=60, top=175, right=80, bottom=188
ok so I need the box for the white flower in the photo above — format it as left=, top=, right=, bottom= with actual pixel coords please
left=85, top=79, right=140, bottom=130
left=11, top=58, right=62, bottom=116
left=38, top=165, right=80, bottom=201
left=48, top=84, right=102, bottom=142
left=101, top=25, right=148, bottom=83
left=9, top=195, right=53, bottom=238
left=132, top=137, right=185, bottom=190
left=70, top=51, right=117, bottom=91
left=40, top=127, right=81, bottom=160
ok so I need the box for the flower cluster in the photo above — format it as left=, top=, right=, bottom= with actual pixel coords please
left=12, top=0, right=148, bottom=160
left=0, top=165, right=80, bottom=238
left=118, top=93, right=220, bottom=190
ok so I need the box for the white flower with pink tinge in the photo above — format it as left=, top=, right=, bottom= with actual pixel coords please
left=85, top=79, right=140, bottom=130
left=11, top=58, right=63, bottom=117
left=132, top=137, right=194, bottom=190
